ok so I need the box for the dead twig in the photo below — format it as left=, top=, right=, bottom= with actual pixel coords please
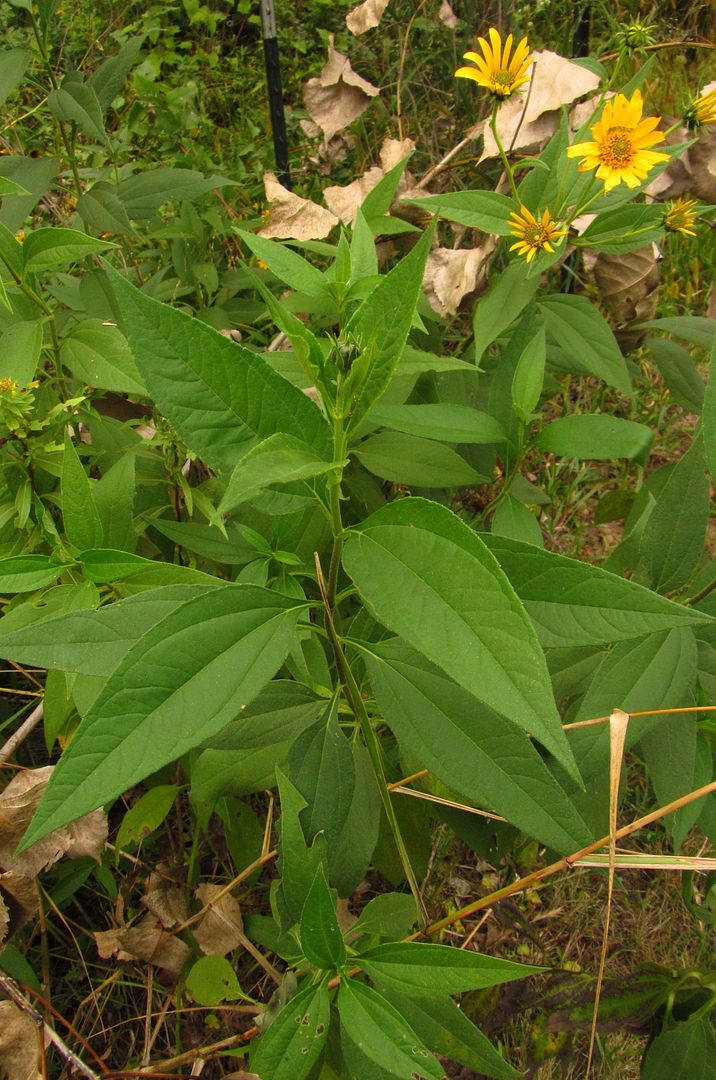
left=0, top=701, right=44, bottom=766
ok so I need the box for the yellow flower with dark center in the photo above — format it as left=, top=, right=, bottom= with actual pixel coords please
left=508, top=206, right=567, bottom=263
left=455, top=28, right=532, bottom=99
left=663, top=197, right=698, bottom=236
left=567, top=89, right=669, bottom=193
left=684, top=87, right=716, bottom=129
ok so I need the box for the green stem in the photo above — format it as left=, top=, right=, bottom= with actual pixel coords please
left=490, top=101, right=519, bottom=202
left=326, top=413, right=348, bottom=611
left=29, top=12, right=83, bottom=199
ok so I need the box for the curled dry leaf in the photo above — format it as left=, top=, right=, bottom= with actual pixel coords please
left=584, top=245, right=660, bottom=352
left=258, top=172, right=338, bottom=241
left=479, top=51, right=600, bottom=159
left=0, top=872, right=38, bottom=946
left=193, top=883, right=244, bottom=957
left=141, top=869, right=189, bottom=929
left=303, top=34, right=379, bottom=143
left=0, top=766, right=107, bottom=878
left=0, top=1001, right=42, bottom=1080
left=646, top=122, right=716, bottom=203
left=323, top=136, right=415, bottom=225
left=95, top=913, right=191, bottom=980
left=346, top=0, right=390, bottom=35
left=423, top=239, right=497, bottom=317
left=438, top=0, right=458, bottom=29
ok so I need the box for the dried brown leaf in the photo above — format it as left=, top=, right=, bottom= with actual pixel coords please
left=379, top=136, right=415, bottom=173
left=94, top=914, right=190, bottom=980
left=0, top=890, right=8, bottom=948
left=346, top=0, right=390, bottom=36
left=193, top=883, right=244, bottom=957
left=0, top=1001, right=41, bottom=1080
left=423, top=240, right=496, bottom=317
left=480, top=50, right=600, bottom=159
left=303, top=34, right=379, bottom=142
left=438, top=0, right=458, bottom=29
left=142, top=869, right=189, bottom=929
left=584, top=245, right=660, bottom=351
left=0, top=767, right=107, bottom=878
left=0, top=872, right=38, bottom=945
left=323, top=136, right=415, bottom=225
left=258, top=172, right=338, bottom=241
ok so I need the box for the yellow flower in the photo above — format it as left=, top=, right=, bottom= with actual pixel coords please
left=508, top=205, right=567, bottom=263
left=455, top=28, right=532, bottom=99
left=663, top=197, right=698, bottom=236
left=567, top=89, right=669, bottom=193
left=14, top=230, right=25, bottom=244
left=684, top=87, right=716, bottom=129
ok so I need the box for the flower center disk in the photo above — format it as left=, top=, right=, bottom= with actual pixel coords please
left=600, top=127, right=635, bottom=167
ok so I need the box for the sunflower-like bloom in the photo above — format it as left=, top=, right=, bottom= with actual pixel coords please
left=567, top=89, right=669, bottom=193
left=455, top=28, right=532, bottom=99
left=684, top=87, right=716, bottom=129
left=508, top=206, right=567, bottom=263
left=663, top=197, right=698, bottom=236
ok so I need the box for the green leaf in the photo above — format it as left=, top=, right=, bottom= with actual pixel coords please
left=473, top=261, right=539, bottom=364
left=337, top=979, right=443, bottom=1080
left=62, top=435, right=104, bottom=551
left=235, top=230, right=329, bottom=297
left=344, top=223, right=434, bottom=429
left=641, top=1018, right=716, bottom=1080
left=577, top=204, right=664, bottom=252
left=357, top=941, right=542, bottom=996
left=79, top=552, right=216, bottom=586
left=116, top=784, right=178, bottom=848
left=328, top=741, right=381, bottom=897
left=354, top=431, right=483, bottom=487
left=77, top=181, right=136, bottom=238
left=21, top=586, right=306, bottom=847
left=639, top=316, right=715, bottom=351
left=511, top=321, right=545, bottom=420
left=0, top=320, right=43, bottom=385
left=350, top=893, right=418, bottom=942
left=0, top=157, right=57, bottom=233
left=406, top=190, right=516, bottom=234
left=0, top=49, right=31, bottom=107
left=148, top=518, right=256, bottom=565
left=0, top=177, right=30, bottom=197
left=116, top=168, right=236, bottom=220
left=491, top=496, right=543, bottom=548
left=361, top=155, right=412, bottom=222
left=219, top=434, right=335, bottom=515
left=535, top=414, right=652, bottom=461
left=647, top=336, right=705, bottom=414
left=276, top=769, right=328, bottom=928
left=251, top=981, right=330, bottom=1080
left=300, top=865, right=346, bottom=970
left=47, top=79, right=108, bottom=144
left=482, top=534, right=712, bottom=647
left=0, top=555, right=63, bottom=594
left=369, top=403, right=506, bottom=444
left=362, top=640, right=592, bottom=853
left=288, top=702, right=355, bottom=851
left=638, top=434, right=710, bottom=593
left=185, top=955, right=245, bottom=1006
left=61, top=319, right=146, bottom=395
left=342, top=497, right=577, bottom=777
left=0, top=584, right=217, bottom=675
left=640, top=721, right=711, bottom=849
left=22, top=228, right=115, bottom=273
left=92, top=456, right=136, bottom=553
left=106, top=265, right=330, bottom=470
left=350, top=208, right=377, bottom=281
left=539, top=294, right=631, bottom=396
left=381, top=992, right=520, bottom=1080
left=86, top=35, right=144, bottom=109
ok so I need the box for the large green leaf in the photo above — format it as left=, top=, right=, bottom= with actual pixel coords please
left=473, top=261, right=539, bottom=363
left=482, top=535, right=712, bottom=647
left=337, top=980, right=443, bottom=1080
left=705, top=332, right=716, bottom=481
left=0, top=555, right=63, bottom=594
left=60, top=319, right=146, bottom=396
left=344, top=224, right=434, bottom=429
left=300, top=865, right=346, bottom=970
left=47, top=80, right=108, bottom=144
left=0, top=321, right=43, bottom=385
left=406, top=190, right=515, bottom=234
left=218, top=433, right=336, bottom=515
left=0, top=156, right=57, bottom=233
left=106, top=266, right=330, bottom=469
left=362, top=640, right=592, bottom=853
left=641, top=1018, right=716, bottom=1080
left=535, top=414, right=652, bottom=461
left=0, top=48, right=31, bottom=107
left=342, top=497, right=577, bottom=776
left=539, top=294, right=631, bottom=395
left=369, top=403, right=506, bottom=444
left=353, top=431, right=484, bottom=487
left=275, top=770, right=327, bottom=928
left=86, top=35, right=143, bottom=109
left=640, top=722, right=711, bottom=849
left=21, top=586, right=306, bottom=847
left=251, top=981, right=330, bottom=1080
left=22, top=228, right=115, bottom=273
left=358, top=942, right=541, bottom=996
left=61, top=435, right=104, bottom=551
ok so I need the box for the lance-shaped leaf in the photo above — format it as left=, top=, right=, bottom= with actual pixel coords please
left=62, top=435, right=104, bottom=551
left=357, top=941, right=542, bottom=996
left=337, top=979, right=443, bottom=1080
left=342, top=497, right=578, bottom=777
left=482, top=535, right=713, bottom=647
left=0, top=555, right=64, bottom=594
left=300, top=865, right=346, bottom=970
left=22, top=228, right=115, bottom=273
left=251, top=980, right=330, bottom=1080
left=406, top=190, right=516, bottom=235
left=344, top=223, right=434, bottom=429
left=105, top=265, right=330, bottom=470
left=539, top=294, right=632, bottom=396
left=705, top=334, right=716, bottom=481
left=535, top=414, right=652, bottom=461
left=20, top=586, right=307, bottom=848
left=219, top=434, right=337, bottom=515
left=362, top=640, right=592, bottom=853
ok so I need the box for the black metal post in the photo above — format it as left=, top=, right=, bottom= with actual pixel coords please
left=260, top=0, right=291, bottom=190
